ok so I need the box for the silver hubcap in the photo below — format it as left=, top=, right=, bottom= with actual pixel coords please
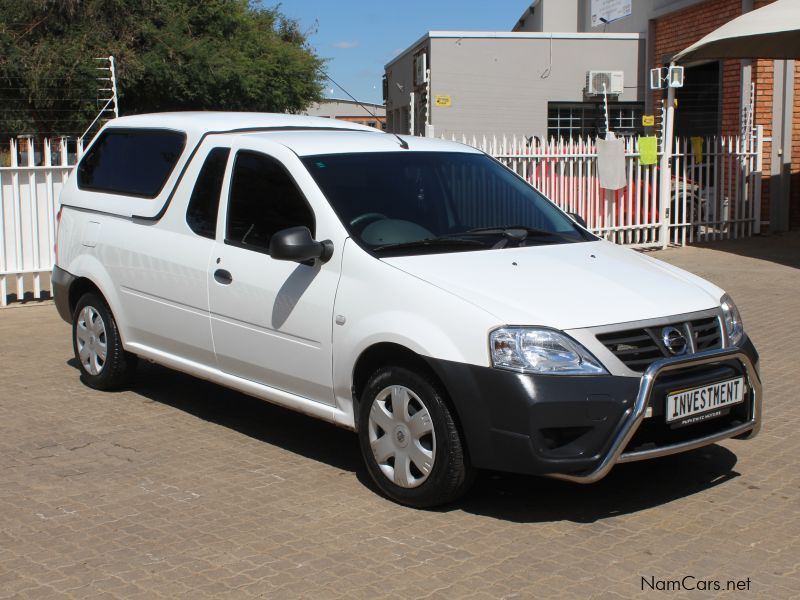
left=76, top=306, right=107, bottom=376
left=368, top=385, right=436, bottom=488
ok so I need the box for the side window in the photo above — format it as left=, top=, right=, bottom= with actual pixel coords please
left=186, top=147, right=230, bottom=239
left=77, top=129, right=186, bottom=198
left=226, top=151, right=314, bottom=253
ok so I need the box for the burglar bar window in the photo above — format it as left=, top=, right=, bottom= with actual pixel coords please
left=547, top=102, right=644, bottom=140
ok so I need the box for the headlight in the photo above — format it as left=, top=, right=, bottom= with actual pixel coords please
left=490, top=327, right=607, bottom=375
left=720, top=294, right=744, bottom=347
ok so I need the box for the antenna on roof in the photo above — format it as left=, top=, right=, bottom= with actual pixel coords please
left=323, top=73, right=409, bottom=149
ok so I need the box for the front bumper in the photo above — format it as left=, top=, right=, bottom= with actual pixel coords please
left=551, top=345, right=761, bottom=483
left=424, top=339, right=761, bottom=480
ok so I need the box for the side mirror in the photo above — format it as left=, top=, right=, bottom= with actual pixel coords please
left=569, top=212, right=587, bottom=228
left=269, top=226, right=334, bottom=264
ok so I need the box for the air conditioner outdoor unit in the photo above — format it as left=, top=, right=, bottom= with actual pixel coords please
left=586, top=70, right=624, bottom=95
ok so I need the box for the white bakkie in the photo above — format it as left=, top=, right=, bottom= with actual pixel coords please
left=53, top=113, right=762, bottom=507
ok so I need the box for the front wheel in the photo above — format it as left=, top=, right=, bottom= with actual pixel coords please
left=72, top=292, right=137, bottom=390
left=358, top=366, right=474, bottom=508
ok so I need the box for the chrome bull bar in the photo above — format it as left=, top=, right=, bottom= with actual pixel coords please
left=548, top=347, right=762, bottom=484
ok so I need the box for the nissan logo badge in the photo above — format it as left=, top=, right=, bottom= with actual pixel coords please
left=662, top=326, right=688, bottom=355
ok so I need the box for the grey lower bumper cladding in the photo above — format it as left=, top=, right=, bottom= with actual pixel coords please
left=52, top=265, right=76, bottom=324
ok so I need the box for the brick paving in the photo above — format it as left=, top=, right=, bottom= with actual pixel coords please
left=1, top=233, right=799, bottom=599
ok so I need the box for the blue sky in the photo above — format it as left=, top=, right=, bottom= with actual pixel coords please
left=278, top=1, right=527, bottom=104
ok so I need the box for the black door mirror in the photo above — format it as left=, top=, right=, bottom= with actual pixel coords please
left=269, top=226, right=334, bottom=264
left=569, top=212, right=587, bottom=228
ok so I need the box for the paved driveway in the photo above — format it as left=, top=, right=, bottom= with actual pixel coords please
left=1, top=234, right=799, bottom=599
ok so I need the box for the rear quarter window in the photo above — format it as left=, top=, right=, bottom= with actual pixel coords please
left=77, top=128, right=186, bottom=198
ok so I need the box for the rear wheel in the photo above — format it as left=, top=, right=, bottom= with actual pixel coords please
left=358, top=365, right=474, bottom=508
left=72, top=292, right=137, bottom=390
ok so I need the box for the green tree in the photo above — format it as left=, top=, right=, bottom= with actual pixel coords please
left=0, top=0, right=325, bottom=138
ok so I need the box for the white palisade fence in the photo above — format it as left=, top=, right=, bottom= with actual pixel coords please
left=446, top=129, right=763, bottom=248
left=1, top=137, right=82, bottom=306
left=0, top=129, right=764, bottom=307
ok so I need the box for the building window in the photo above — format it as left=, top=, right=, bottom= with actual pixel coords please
left=547, top=102, right=644, bottom=140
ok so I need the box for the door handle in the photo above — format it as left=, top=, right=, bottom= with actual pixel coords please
left=213, top=269, right=233, bottom=285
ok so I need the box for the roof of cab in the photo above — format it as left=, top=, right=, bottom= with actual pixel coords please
left=104, top=111, right=382, bottom=135
left=102, top=111, right=480, bottom=157
left=239, top=129, right=481, bottom=157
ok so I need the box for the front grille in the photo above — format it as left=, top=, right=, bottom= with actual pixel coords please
left=596, top=328, right=663, bottom=371
left=692, top=316, right=723, bottom=350
left=597, top=317, right=723, bottom=372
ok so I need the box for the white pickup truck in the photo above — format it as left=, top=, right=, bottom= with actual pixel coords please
left=53, top=112, right=761, bottom=507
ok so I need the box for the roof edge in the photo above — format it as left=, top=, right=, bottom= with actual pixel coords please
left=384, top=31, right=642, bottom=70
left=385, top=32, right=432, bottom=70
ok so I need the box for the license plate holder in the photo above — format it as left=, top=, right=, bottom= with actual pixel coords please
left=666, top=377, right=746, bottom=429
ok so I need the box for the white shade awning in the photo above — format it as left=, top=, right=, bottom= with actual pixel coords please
left=673, top=0, right=800, bottom=63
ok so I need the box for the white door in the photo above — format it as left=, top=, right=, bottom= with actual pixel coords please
left=208, top=148, right=339, bottom=405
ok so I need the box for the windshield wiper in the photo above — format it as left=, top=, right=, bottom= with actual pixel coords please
left=447, top=225, right=571, bottom=248
left=465, top=225, right=562, bottom=237
left=371, top=226, right=576, bottom=253
left=371, top=237, right=486, bottom=253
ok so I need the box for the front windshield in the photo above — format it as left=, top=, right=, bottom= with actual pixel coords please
left=301, top=151, right=594, bottom=256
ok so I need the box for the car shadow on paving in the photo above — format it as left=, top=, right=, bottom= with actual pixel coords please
left=459, top=446, right=739, bottom=523
left=67, top=358, right=365, bottom=474
left=67, top=358, right=742, bottom=524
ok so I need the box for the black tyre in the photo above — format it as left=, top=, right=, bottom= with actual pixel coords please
left=72, top=292, right=137, bottom=390
left=358, top=365, right=474, bottom=508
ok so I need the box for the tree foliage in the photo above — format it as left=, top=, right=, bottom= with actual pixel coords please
left=0, top=0, right=325, bottom=137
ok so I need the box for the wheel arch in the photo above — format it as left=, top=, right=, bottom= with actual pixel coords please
left=68, top=277, right=104, bottom=318
left=351, top=342, right=467, bottom=440
left=353, top=343, right=433, bottom=404
left=61, top=254, right=129, bottom=345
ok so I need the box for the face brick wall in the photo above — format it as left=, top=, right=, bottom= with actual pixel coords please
left=653, top=0, right=743, bottom=136
left=753, top=57, right=773, bottom=222
left=792, top=62, right=800, bottom=228
left=654, top=0, right=798, bottom=229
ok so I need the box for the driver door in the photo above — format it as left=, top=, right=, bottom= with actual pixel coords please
left=207, top=146, right=342, bottom=405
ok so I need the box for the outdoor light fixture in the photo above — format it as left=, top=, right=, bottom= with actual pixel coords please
left=668, top=65, right=684, bottom=87
left=649, top=67, right=664, bottom=89
left=649, top=65, right=684, bottom=89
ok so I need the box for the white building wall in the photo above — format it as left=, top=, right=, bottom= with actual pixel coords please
left=514, top=0, right=707, bottom=35
left=385, top=32, right=644, bottom=139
